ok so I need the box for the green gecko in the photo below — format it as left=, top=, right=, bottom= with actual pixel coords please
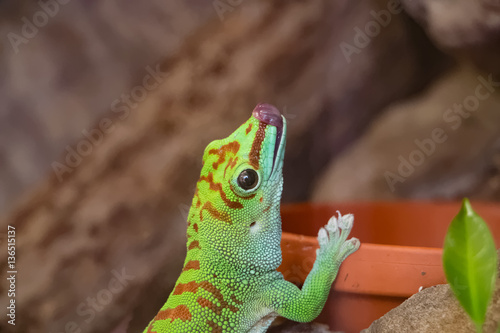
left=144, top=104, right=360, bottom=333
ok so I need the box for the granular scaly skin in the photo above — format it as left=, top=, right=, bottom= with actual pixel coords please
left=143, top=104, right=360, bottom=333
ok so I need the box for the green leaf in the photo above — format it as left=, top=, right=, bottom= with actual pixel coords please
left=443, top=198, right=497, bottom=332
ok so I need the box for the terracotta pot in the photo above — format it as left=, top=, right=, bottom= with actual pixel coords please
left=278, top=201, right=500, bottom=333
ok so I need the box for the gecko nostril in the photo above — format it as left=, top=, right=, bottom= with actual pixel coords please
left=250, top=222, right=257, bottom=228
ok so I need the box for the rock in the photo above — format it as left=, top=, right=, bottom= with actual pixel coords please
left=363, top=251, right=500, bottom=333
left=362, top=284, right=476, bottom=332
left=402, top=0, right=500, bottom=76
left=312, top=64, right=500, bottom=201
left=362, top=279, right=500, bottom=333
left=280, top=0, right=450, bottom=201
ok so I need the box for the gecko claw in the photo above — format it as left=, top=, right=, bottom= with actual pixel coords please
left=316, top=212, right=359, bottom=263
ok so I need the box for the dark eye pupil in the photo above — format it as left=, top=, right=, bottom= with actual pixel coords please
left=237, top=169, right=259, bottom=190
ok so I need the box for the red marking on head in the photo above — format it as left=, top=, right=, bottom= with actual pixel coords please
left=223, top=156, right=239, bottom=178
left=193, top=223, right=198, bottom=232
left=155, top=305, right=192, bottom=322
left=208, top=141, right=240, bottom=170
left=249, top=122, right=267, bottom=169
left=259, top=197, right=263, bottom=202
left=199, top=201, right=232, bottom=224
left=188, top=240, right=200, bottom=250
left=183, top=260, right=200, bottom=271
left=263, top=205, right=271, bottom=213
left=224, top=157, right=233, bottom=178
left=199, top=173, right=243, bottom=209
left=245, top=123, right=253, bottom=134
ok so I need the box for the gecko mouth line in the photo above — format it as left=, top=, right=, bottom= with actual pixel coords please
left=272, top=125, right=283, bottom=171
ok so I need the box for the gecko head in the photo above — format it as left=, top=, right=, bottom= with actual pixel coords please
left=196, top=103, right=287, bottom=273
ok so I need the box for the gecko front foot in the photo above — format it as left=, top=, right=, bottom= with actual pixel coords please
left=317, top=212, right=360, bottom=266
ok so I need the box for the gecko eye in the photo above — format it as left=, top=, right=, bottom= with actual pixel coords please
left=237, top=169, right=259, bottom=190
